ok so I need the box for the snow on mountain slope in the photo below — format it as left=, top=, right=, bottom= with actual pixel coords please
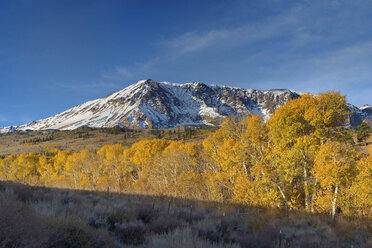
left=0, top=79, right=370, bottom=132
left=348, top=104, right=372, bottom=126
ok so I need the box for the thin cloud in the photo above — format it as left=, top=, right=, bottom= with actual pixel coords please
left=103, top=58, right=160, bottom=82
left=162, top=3, right=311, bottom=57
left=163, top=1, right=372, bottom=58
left=50, top=81, right=120, bottom=92
left=164, top=20, right=289, bottom=57
left=168, top=29, right=237, bottom=54
left=116, top=66, right=134, bottom=78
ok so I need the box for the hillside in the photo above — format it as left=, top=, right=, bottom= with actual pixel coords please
left=0, top=126, right=214, bottom=156
left=0, top=181, right=370, bottom=248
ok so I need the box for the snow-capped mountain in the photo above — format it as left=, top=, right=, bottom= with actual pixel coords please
left=348, top=104, right=372, bottom=126
left=0, top=79, right=370, bottom=132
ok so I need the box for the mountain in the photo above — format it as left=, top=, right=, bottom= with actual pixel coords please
left=0, top=79, right=371, bottom=132
left=348, top=104, right=372, bottom=126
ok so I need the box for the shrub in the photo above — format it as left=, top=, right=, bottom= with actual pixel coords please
left=114, top=223, right=146, bottom=245
left=88, top=216, right=107, bottom=229
left=148, top=228, right=240, bottom=248
left=136, top=206, right=158, bottom=224
left=217, top=218, right=238, bottom=234
left=0, top=182, right=5, bottom=192
left=11, top=183, right=35, bottom=202
left=106, top=210, right=128, bottom=231
left=198, top=229, right=221, bottom=243
left=233, top=225, right=280, bottom=248
left=86, top=211, right=110, bottom=229
left=197, top=217, right=238, bottom=244
left=31, top=188, right=53, bottom=202
left=0, top=196, right=48, bottom=248
left=46, top=218, right=114, bottom=248
left=60, top=193, right=80, bottom=206
left=174, top=208, right=200, bottom=222
left=148, top=215, right=182, bottom=234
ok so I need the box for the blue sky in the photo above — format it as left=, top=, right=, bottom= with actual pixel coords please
left=1, top=0, right=372, bottom=127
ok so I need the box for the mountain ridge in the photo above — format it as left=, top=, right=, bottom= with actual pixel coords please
left=1, top=79, right=371, bottom=132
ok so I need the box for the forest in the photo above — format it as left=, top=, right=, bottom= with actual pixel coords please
left=0, top=91, right=371, bottom=220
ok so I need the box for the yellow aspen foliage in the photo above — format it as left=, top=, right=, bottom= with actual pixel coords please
left=63, top=149, right=102, bottom=190
left=180, top=142, right=205, bottom=170
left=203, top=116, right=246, bottom=160
left=97, top=144, right=125, bottom=164
left=291, top=135, right=319, bottom=211
left=312, top=141, right=359, bottom=218
left=203, top=136, right=246, bottom=200
left=203, top=128, right=229, bottom=160
left=0, top=155, right=17, bottom=180
left=215, top=138, right=242, bottom=172
left=266, top=94, right=320, bottom=209
left=203, top=115, right=256, bottom=178
left=264, top=147, right=302, bottom=209
left=65, top=150, right=97, bottom=189
left=212, top=170, right=239, bottom=201
left=140, top=141, right=206, bottom=197
left=53, top=151, right=71, bottom=172
left=202, top=170, right=226, bottom=202
left=10, top=153, right=40, bottom=185
left=251, top=163, right=286, bottom=207
left=122, top=139, right=170, bottom=191
left=161, top=141, right=202, bottom=171
left=219, top=116, right=244, bottom=140
left=124, top=139, right=170, bottom=167
left=269, top=91, right=349, bottom=146
left=233, top=174, right=281, bottom=208
left=81, top=151, right=101, bottom=190
left=305, top=91, right=349, bottom=142
left=268, top=94, right=316, bottom=148
left=267, top=92, right=350, bottom=211
left=53, top=150, right=72, bottom=182
left=97, top=144, right=126, bottom=191
left=313, top=142, right=358, bottom=188
left=347, top=148, right=372, bottom=217
left=37, top=155, right=54, bottom=186
left=174, top=171, right=206, bottom=200
left=241, top=114, right=269, bottom=166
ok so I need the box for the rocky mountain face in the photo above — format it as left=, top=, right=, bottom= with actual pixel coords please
left=348, top=104, right=372, bottom=126
left=1, top=79, right=371, bottom=132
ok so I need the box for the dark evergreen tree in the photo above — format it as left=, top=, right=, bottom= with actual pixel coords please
left=357, top=122, right=371, bottom=145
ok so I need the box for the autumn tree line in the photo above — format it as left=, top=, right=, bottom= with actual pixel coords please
left=0, top=92, right=371, bottom=219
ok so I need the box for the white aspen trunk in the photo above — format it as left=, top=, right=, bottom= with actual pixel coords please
left=310, top=179, right=318, bottom=213
left=304, top=164, right=309, bottom=211
left=242, top=162, right=248, bottom=177
left=277, top=185, right=290, bottom=210
left=332, top=184, right=339, bottom=220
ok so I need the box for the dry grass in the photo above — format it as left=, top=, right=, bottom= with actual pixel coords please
left=0, top=126, right=215, bottom=156
left=0, top=181, right=370, bottom=248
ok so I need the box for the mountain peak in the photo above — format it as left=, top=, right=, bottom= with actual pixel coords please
left=136, top=79, right=158, bottom=86
left=360, top=104, right=371, bottom=110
